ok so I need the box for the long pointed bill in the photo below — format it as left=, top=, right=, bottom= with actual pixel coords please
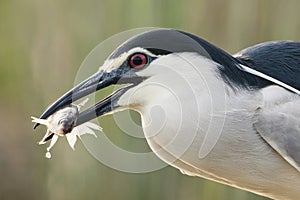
left=75, top=85, right=134, bottom=126
left=34, top=69, right=144, bottom=129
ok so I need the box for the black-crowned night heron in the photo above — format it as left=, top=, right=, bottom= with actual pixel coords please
left=34, top=29, right=300, bottom=200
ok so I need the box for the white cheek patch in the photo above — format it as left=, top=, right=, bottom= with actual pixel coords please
left=31, top=98, right=102, bottom=159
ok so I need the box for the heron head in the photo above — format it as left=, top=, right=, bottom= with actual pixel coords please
left=34, top=29, right=216, bottom=128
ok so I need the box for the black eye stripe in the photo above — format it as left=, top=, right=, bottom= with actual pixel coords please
left=146, top=48, right=171, bottom=55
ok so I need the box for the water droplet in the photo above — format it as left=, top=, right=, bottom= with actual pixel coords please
left=45, top=151, right=52, bottom=159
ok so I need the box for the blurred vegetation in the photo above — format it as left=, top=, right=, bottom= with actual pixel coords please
left=1, top=0, right=300, bottom=199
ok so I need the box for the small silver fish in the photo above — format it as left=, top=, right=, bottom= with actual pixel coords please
left=32, top=98, right=101, bottom=158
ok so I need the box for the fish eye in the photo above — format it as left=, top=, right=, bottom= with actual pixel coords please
left=129, top=53, right=148, bottom=69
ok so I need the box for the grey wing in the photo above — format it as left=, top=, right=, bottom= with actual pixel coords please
left=254, top=99, right=300, bottom=172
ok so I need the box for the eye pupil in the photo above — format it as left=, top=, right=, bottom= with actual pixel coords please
left=133, top=56, right=143, bottom=65
left=129, top=53, right=147, bottom=69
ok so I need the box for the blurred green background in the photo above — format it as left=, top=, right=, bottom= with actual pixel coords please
left=1, top=0, right=300, bottom=199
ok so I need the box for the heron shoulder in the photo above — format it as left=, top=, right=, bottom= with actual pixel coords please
left=235, top=41, right=300, bottom=91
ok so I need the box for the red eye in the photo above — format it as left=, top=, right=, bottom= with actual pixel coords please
left=129, top=53, right=147, bottom=69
